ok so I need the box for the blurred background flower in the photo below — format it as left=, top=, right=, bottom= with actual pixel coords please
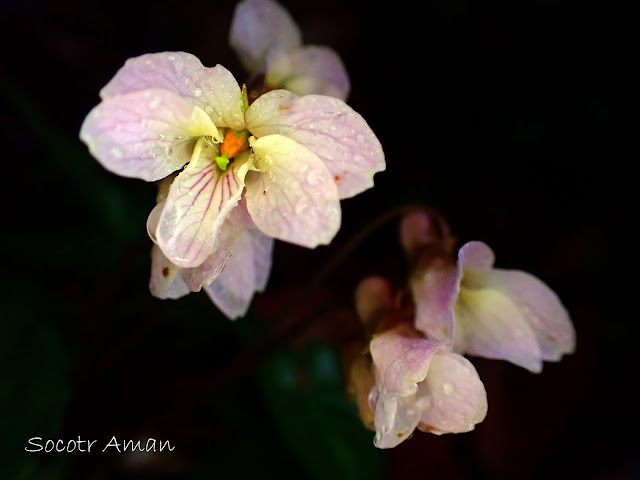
left=0, top=0, right=634, bottom=478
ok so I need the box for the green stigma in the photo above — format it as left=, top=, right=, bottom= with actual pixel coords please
left=215, top=154, right=230, bottom=170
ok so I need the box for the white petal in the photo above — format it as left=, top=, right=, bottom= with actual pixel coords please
left=80, top=89, right=217, bottom=181
left=455, top=285, right=543, bottom=373
left=100, top=52, right=245, bottom=130
left=149, top=245, right=190, bottom=300
left=417, top=352, right=487, bottom=435
left=245, top=134, right=341, bottom=248
left=373, top=393, right=421, bottom=449
left=246, top=90, right=385, bottom=198
left=157, top=143, right=249, bottom=268
left=490, top=269, right=576, bottom=361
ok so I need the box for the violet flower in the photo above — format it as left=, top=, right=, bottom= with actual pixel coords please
left=354, top=278, right=487, bottom=449
left=403, top=212, right=576, bottom=373
left=230, top=0, right=350, bottom=100
left=80, top=52, right=384, bottom=317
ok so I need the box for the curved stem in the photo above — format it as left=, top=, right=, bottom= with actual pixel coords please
left=210, top=203, right=447, bottom=386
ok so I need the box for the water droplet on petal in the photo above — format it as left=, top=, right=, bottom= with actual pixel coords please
left=194, top=88, right=203, bottom=97
left=295, top=202, right=309, bottom=215
left=306, top=169, right=324, bottom=186
left=110, top=146, right=123, bottom=159
left=443, top=383, right=454, bottom=396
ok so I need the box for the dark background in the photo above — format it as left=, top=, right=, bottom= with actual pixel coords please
left=1, top=0, right=635, bottom=478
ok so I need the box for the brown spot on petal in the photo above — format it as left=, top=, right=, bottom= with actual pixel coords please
left=334, top=175, right=341, bottom=182
left=547, top=332, right=557, bottom=340
left=279, top=106, right=290, bottom=111
left=343, top=170, right=348, bottom=175
left=262, top=190, right=267, bottom=195
left=162, top=267, right=170, bottom=277
left=397, top=432, right=404, bottom=438
left=424, top=425, right=434, bottom=432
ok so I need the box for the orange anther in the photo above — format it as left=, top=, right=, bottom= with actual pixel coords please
left=220, top=130, right=249, bottom=159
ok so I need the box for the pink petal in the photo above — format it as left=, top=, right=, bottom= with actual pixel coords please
left=156, top=144, right=250, bottom=268
left=490, top=269, right=576, bottom=362
left=100, top=53, right=245, bottom=130
left=354, top=277, right=394, bottom=324
left=181, top=221, right=242, bottom=291
left=245, top=134, right=341, bottom=248
left=204, top=226, right=274, bottom=319
left=227, top=196, right=257, bottom=230
left=80, top=89, right=215, bottom=181
left=455, top=283, right=543, bottom=373
left=400, top=211, right=440, bottom=260
left=458, top=241, right=495, bottom=271
left=149, top=245, right=190, bottom=300
left=245, top=90, right=385, bottom=199
left=266, top=46, right=350, bottom=100
left=412, top=257, right=459, bottom=344
left=417, top=352, right=487, bottom=435
left=229, top=0, right=302, bottom=74
left=370, top=330, right=444, bottom=396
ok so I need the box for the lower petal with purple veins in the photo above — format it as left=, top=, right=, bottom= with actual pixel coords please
left=157, top=141, right=250, bottom=268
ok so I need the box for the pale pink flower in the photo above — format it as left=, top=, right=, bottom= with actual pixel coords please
left=230, top=0, right=350, bottom=100
left=355, top=278, right=487, bottom=449
left=80, top=52, right=384, bottom=317
left=402, top=212, right=576, bottom=373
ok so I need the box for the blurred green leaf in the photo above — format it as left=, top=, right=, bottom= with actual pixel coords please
left=260, top=344, right=385, bottom=480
